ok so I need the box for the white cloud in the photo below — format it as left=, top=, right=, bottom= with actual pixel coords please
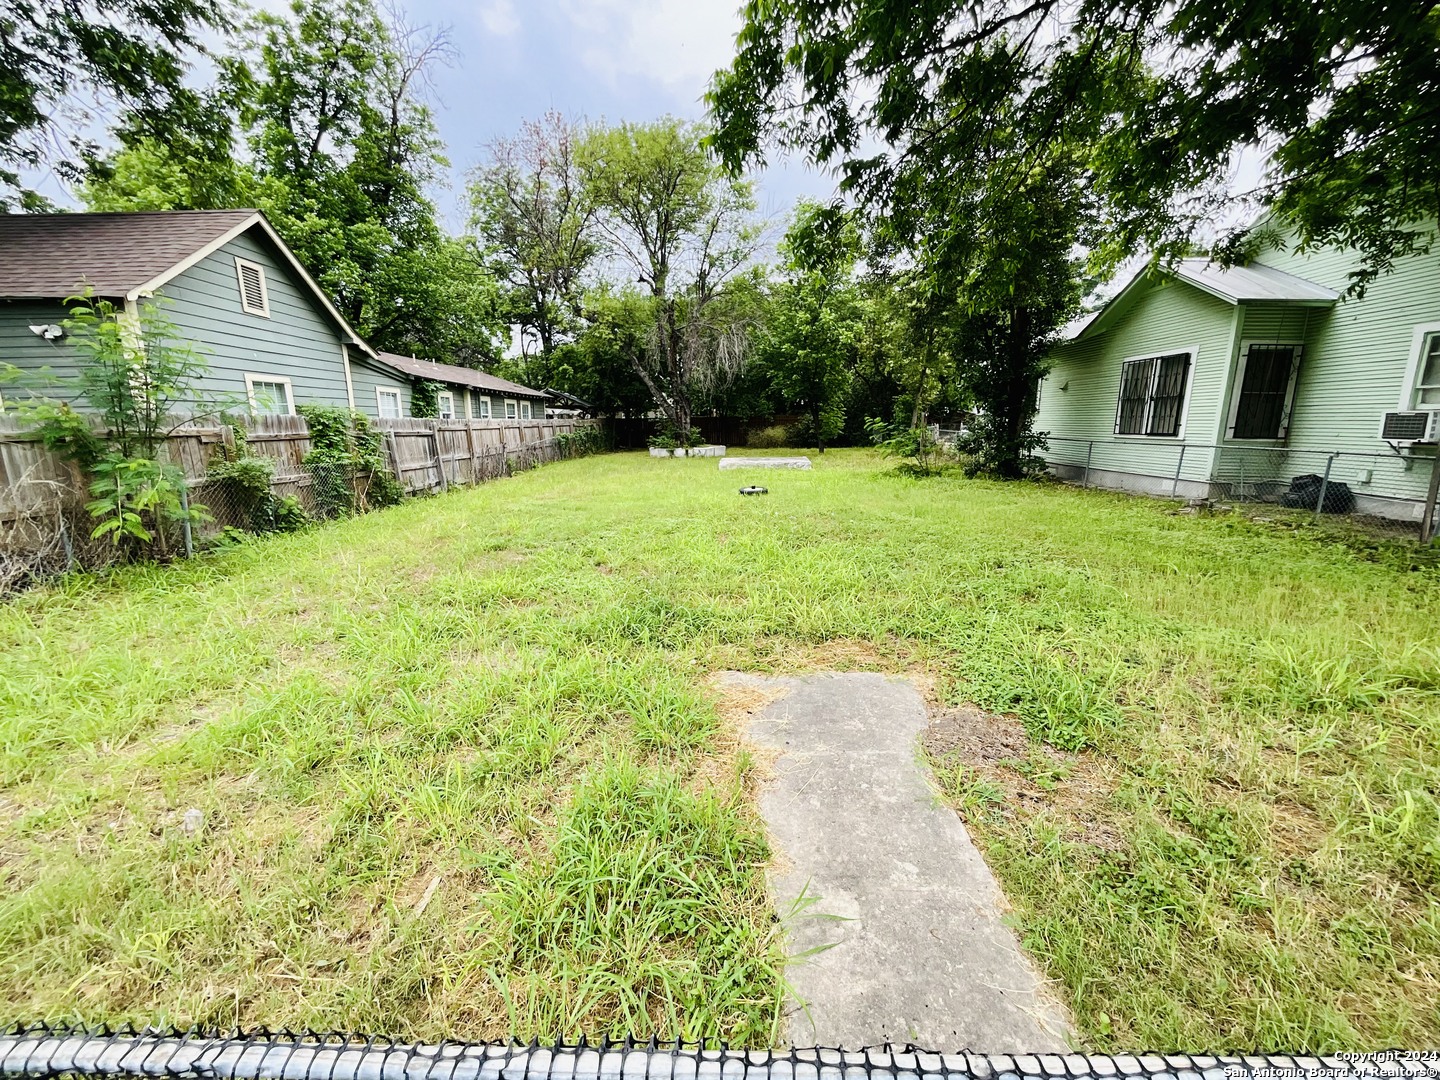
left=560, top=0, right=742, bottom=97
left=476, top=0, right=522, bottom=38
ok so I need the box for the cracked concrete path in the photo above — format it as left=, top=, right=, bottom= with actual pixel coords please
left=725, top=671, right=1073, bottom=1052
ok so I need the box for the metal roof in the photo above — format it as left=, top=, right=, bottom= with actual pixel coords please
left=1061, top=258, right=1339, bottom=343
left=375, top=352, right=548, bottom=399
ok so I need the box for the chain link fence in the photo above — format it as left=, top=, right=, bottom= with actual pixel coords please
left=2, top=1024, right=1424, bottom=1080
left=1042, top=436, right=1440, bottom=546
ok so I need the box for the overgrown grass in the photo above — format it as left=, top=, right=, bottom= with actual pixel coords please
left=1, top=449, right=1436, bottom=1050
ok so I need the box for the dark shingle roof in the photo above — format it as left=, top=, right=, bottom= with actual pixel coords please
left=0, top=210, right=259, bottom=299
left=375, top=352, right=548, bottom=399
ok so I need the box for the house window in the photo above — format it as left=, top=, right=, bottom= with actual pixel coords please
left=376, top=387, right=403, bottom=418
left=245, top=373, right=293, bottom=415
left=1115, top=352, right=1191, bottom=437
left=505, top=398, right=518, bottom=419
left=234, top=257, right=270, bottom=317
left=437, top=390, right=455, bottom=419
left=476, top=396, right=491, bottom=419
left=521, top=400, right=532, bottom=420
left=1414, top=331, right=1440, bottom=408
left=1228, top=343, right=1302, bottom=440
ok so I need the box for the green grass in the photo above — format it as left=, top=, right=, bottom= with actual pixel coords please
left=1, top=449, right=1437, bottom=1051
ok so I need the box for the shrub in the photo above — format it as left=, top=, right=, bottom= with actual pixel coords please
left=746, top=424, right=789, bottom=449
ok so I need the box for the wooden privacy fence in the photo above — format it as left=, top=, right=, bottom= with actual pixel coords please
left=375, top=417, right=590, bottom=495
left=0, top=412, right=598, bottom=588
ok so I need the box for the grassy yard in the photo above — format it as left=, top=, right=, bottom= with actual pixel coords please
left=1, top=449, right=1436, bottom=1051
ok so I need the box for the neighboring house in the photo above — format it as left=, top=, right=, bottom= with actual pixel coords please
left=1037, top=229, right=1440, bottom=520
left=374, top=352, right=550, bottom=421
left=0, top=210, right=403, bottom=420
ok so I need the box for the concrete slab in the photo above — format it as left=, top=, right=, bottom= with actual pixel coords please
left=718, top=456, right=812, bottom=470
left=727, top=671, right=1073, bottom=1052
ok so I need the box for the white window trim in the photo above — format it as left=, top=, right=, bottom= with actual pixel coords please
left=234, top=256, right=271, bottom=317
left=244, top=373, right=295, bottom=415
left=436, top=389, right=455, bottom=419
left=375, top=386, right=404, bottom=418
left=476, top=395, right=491, bottom=419
left=1399, top=321, right=1440, bottom=411
left=1225, top=340, right=1304, bottom=442
left=1112, top=347, right=1198, bottom=439
left=505, top=398, right=518, bottom=419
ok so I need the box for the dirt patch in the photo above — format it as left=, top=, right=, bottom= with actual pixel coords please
left=696, top=675, right=787, bottom=795
left=923, top=703, right=1122, bottom=851
left=924, top=705, right=1041, bottom=768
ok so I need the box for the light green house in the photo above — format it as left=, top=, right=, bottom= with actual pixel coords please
left=1037, top=228, right=1440, bottom=521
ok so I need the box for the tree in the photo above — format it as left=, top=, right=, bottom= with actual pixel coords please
left=708, top=0, right=1440, bottom=293
left=469, top=112, right=598, bottom=379
left=578, top=119, right=762, bottom=436
left=1, top=0, right=219, bottom=211
left=756, top=203, right=863, bottom=452
left=80, top=0, right=505, bottom=362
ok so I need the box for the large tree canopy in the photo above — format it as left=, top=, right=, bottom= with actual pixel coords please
left=80, top=0, right=504, bottom=361
left=708, top=0, right=1440, bottom=291
left=1, top=0, right=219, bottom=210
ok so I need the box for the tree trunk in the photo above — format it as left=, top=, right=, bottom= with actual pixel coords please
left=996, top=305, right=1034, bottom=480
left=812, top=403, right=825, bottom=453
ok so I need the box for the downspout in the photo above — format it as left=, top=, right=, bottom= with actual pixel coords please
left=341, top=343, right=357, bottom=411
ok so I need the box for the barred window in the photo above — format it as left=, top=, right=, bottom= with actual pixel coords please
left=1230, top=344, right=1300, bottom=439
left=1115, top=353, right=1191, bottom=436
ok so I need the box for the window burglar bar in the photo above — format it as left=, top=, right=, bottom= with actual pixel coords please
left=0, top=1026, right=1400, bottom=1080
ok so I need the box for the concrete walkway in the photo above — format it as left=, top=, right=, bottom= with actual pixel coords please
left=726, top=672, right=1072, bottom=1052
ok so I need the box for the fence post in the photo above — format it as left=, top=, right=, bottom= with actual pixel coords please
left=1171, top=444, right=1187, bottom=497
left=1081, top=440, right=1094, bottom=489
left=1315, top=452, right=1338, bottom=519
left=430, top=423, right=448, bottom=493
left=464, top=422, right=478, bottom=485
left=57, top=512, right=75, bottom=571
left=179, top=483, right=195, bottom=559
left=384, top=430, right=402, bottom=492
left=1421, top=451, right=1440, bottom=543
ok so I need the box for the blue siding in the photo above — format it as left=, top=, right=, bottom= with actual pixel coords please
left=157, top=230, right=352, bottom=412
left=0, top=300, right=84, bottom=405
left=350, top=355, right=412, bottom=418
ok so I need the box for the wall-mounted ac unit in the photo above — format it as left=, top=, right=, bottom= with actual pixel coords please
left=1379, top=410, right=1440, bottom=444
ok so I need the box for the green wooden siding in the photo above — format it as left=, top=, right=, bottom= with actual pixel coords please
left=1038, top=277, right=1237, bottom=482
left=0, top=300, right=83, bottom=405
left=349, top=356, right=411, bottom=418
left=158, top=230, right=352, bottom=412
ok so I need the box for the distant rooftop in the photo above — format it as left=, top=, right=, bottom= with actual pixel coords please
left=375, top=352, right=547, bottom=398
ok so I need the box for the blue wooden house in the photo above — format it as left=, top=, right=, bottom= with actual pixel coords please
left=0, top=210, right=451, bottom=420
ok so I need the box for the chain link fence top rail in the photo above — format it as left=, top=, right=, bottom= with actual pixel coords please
left=2, top=1027, right=1428, bottom=1080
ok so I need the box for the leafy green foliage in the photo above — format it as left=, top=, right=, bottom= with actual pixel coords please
left=865, top=417, right=946, bottom=476
left=24, top=297, right=218, bottom=556
left=409, top=380, right=441, bottom=418
left=753, top=203, right=864, bottom=452
left=205, top=454, right=311, bottom=534
left=468, top=111, right=597, bottom=379
left=297, top=404, right=404, bottom=512
left=80, top=0, right=504, bottom=361
left=707, top=0, right=1439, bottom=292
left=0, top=0, right=219, bottom=210
left=576, top=119, right=761, bottom=435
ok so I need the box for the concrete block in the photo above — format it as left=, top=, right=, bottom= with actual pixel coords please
left=718, top=456, right=812, bottom=470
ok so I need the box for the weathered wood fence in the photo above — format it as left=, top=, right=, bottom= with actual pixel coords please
left=374, top=417, right=588, bottom=495
left=0, top=412, right=597, bottom=587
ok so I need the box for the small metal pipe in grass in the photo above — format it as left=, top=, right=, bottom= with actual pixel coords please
left=179, top=483, right=194, bottom=558
left=0, top=1029, right=1374, bottom=1080
left=1315, top=452, right=1338, bottom=519
left=1170, top=445, right=1186, bottom=498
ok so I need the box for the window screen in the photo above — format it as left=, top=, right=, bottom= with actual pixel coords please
left=505, top=399, right=518, bottom=419
left=437, top=391, right=454, bottom=419
left=477, top=397, right=491, bottom=419
left=377, top=389, right=402, bottom=418
left=1232, top=345, right=1298, bottom=439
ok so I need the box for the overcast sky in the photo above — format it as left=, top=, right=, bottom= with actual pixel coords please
left=397, top=0, right=840, bottom=229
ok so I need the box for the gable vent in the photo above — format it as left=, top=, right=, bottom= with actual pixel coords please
left=235, top=257, right=270, bottom=316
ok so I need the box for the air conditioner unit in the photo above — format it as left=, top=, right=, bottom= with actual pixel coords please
left=1379, top=410, right=1440, bottom=444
